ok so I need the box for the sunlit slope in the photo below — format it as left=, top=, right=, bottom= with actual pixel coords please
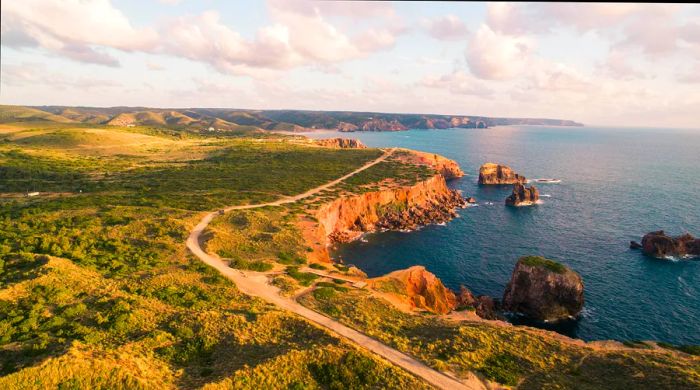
left=0, top=106, right=74, bottom=124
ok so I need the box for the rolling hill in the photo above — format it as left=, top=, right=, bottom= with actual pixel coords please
left=1, top=105, right=584, bottom=133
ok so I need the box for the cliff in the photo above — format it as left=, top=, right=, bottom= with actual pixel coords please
left=314, top=138, right=367, bottom=149
left=315, top=174, right=464, bottom=245
left=478, top=163, right=526, bottom=185
left=368, top=266, right=457, bottom=314
left=398, top=149, right=464, bottom=179
left=502, top=256, right=584, bottom=322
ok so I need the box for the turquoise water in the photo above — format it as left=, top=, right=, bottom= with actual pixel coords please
left=306, top=126, right=700, bottom=344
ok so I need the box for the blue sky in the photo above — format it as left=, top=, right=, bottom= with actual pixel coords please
left=2, top=1, right=699, bottom=127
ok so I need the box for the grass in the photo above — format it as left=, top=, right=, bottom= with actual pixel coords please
left=519, top=255, right=568, bottom=274
left=206, top=208, right=307, bottom=268
left=298, top=287, right=700, bottom=389
left=286, top=267, right=319, bottom=287
left=0, top=122, right=428, bottom=388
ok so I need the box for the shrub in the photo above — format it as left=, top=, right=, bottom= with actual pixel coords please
left=286, top=266, right=318, bottom=286
left=479, top=353, right=522, bottom=386
left=309, top=263, right=327, bottom=270
left=519, top=256, right=567, bottom=274
left=277, top=251, right=305, bottom=265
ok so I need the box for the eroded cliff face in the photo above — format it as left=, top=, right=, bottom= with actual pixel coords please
left=313, top=138, right=367, bottom=149
left=315, top=175, right=464, bottom=244
left=398, top=149, right=464, bottom=179
left=478, top=163, right=526, bottom=185
left=502, top=256, right=584, bottom=322
left=368, top=266, right=457, bottom=314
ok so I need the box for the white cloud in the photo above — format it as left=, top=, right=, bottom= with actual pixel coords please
left=465, top=25, right=534, bottom=80
left=596, top=50, right=652, bottom=80
left=1, top=0, right=158, bottom=66
left=1, top=62, right=119, bottom=89
left=421, top=15, right=468, bottom=41
left=421, top=70, right=493, bottom=96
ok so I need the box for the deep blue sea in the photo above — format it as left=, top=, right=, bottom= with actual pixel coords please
left=305, top=126, right=700, bottom=345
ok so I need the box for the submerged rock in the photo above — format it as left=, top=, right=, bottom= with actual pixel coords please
left=502, top=256, right=584, bottom=322
left=505, top=183, right=540, bottom=206
left=630, top=241, right=642, bottom=249
left=640, top=231, right=700, bottom=258
left=478, top=163, right=526, bottom=185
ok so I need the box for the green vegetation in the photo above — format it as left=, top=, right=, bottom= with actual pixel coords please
left=658, top=342, right=700, bottom=356
left=0, top=121, right=428, bottom=388
left=206, top=208, right=307, bottom=268
left=299, top=288, right=700, bottom=389
left=286, top=266, right=319, bottom=287
left=520, top=255, right=568, bottom=274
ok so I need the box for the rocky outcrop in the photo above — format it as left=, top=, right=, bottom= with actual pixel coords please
left=630, top=241, right=642, bottom=249
left=639, top=231, right=700, bottom=258
left=369, top=266, right=456, bottom=314
left=502, top=256, right=584, bottom=322
left=457, top=286, right=501, bottom=320
left=317, top=175, right=465, bottom=245
left=478, top=163, right=526, bottom=185
left=314, top=138, right=366, bottom=149
left=336, top=122, right=359, bottom=132
left=399, top=149, right=464, bottom=179
left=361, top=119, right=407, bottom=131
left=505, top=183, right=540, bottom=206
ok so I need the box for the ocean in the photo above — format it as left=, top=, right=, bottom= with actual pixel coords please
left=305, top=125, right=700, bottom=345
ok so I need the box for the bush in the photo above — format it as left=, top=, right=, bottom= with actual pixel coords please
left=479, top=353, right=522, bottom=386
left=309, top=263, right=327, bottom=270
left=286, top=266, right=318, bottom=286
left=277, top=251, right=306, bottom=265
left=520, top=256, right=567, bottom=274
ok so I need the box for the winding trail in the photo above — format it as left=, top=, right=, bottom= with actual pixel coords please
left=186, top=148, right=485, bottom=390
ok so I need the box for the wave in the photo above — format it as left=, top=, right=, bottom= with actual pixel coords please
left=541, top=194, right=552, bottom=198
left=530, top=178, right=562, bottom=184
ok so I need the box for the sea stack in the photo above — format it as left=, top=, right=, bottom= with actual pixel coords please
left=502, top=256, right=584, bottom=322
left=478, top=163, right=526, bottom=185
left=639, top=231, right=700, bottom=258
left=505, top=183, right=539, bottom=206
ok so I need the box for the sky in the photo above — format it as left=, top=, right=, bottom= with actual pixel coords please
left=1, top=1, right=700, bottom=128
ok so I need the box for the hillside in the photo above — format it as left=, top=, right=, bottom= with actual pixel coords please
left=22, top=105, right=583, bottom=132
left=2, top=115, right=694, bottom=390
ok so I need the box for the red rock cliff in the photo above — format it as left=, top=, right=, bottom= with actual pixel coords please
left=368, top=266, right=457, bottom=314
left=401, top=149, right=464, bottom=179
left=316, top=174, right=464, bottom=243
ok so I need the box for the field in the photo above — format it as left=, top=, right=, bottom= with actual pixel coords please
left=1, top=109, right=698, bottom=389
left=298, top=288, right=700, bottom=389
left=0, top=120, right=426, bottom=388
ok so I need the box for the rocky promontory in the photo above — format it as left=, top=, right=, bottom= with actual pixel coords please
left=320, top=174, right=466, bottom=244
left=369, top=266, right=457, bottom=314
left=401, top=149, right=464, bottom=179
left=303, top=150, right=468, bottom=262
left=637, top=230, right=700, bottom=258
left=314, top=137, right=366, bottom=149
left=478, top=163, right=526, bottom=185
left=505, top=183, right=540, bottom=206
left=502, top=256, right=584, bottom=322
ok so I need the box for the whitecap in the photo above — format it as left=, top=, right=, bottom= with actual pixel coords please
left=541, top=194, right=552, bottom=198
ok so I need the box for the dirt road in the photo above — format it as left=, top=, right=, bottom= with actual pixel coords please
left=186, top=149, right=485, bottom=390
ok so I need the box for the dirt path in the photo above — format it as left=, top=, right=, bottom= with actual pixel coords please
left=186, top=149, right=485, bottom=390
